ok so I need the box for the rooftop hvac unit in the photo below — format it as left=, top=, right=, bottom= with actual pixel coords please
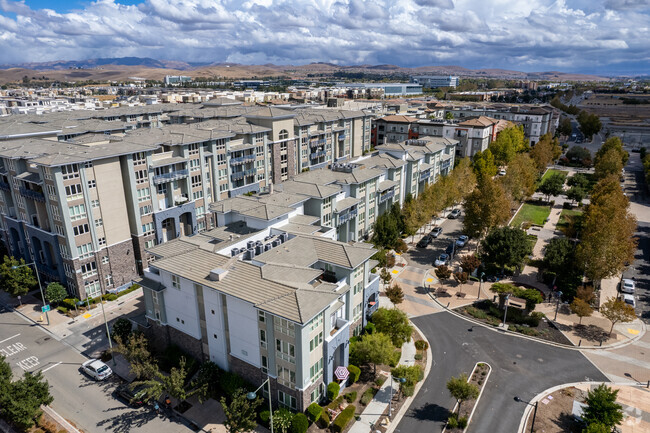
left=264, top=243, right=272, bottom=251
left=256, top=240, right=263, bottom=246
left=247, top=247, right=255, bottom=259
left=280, top=232, right=289, bottom=243
left=256, top=244, right=264, bottom=255
left=264, top=236, right=272, bottom=242
left=247, top=240, right=255, bottom=249
left=272, top=239, right=281, bottom=247
left=231, top=248, right=240, bottom=257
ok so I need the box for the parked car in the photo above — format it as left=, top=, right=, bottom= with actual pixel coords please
left=445, top=242, right=455, bottom=256
left=456, top=235, right=469, bottom=248
left=621, top=279, right=635, bottom=294
left=448, top=209, right=461, bottom=219
left=623, top=294, right=636, bottom=308
left=417, top=235, right=432, bottom=248
left=498, top=168, right=506, bottom=176
left=115, top=383, right=147, bottom=407
left=430, top=227, right=443, bottom=238
left=80, top=359, right=112, bottom=381
left=434, top=254, right=450, bottom=267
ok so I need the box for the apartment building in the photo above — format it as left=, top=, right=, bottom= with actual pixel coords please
left=138, top=225, right=380, bottom=411
left=372, top=115, right=420, bottom=146
left=410, top=75, right=459, bottom=89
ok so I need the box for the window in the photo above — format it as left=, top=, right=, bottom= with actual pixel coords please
left=219, top=183, right=228, bottom=192
left=189, top=159, right=200, bottom=171
left=91, top=200, right=100, bottom=208
left=353, top=281, right=362, bottom=295
left=98, top=237, right=106, bottom=246
left=191, top=175, right=201, bottom=188
left=55, top=225, right=65, bottom=236
left=310, top=384, right=323, bottom=403
left=353, top=303, right=362, bottom=321
left=258, top=311, right=265, bottom=322
left=192, top=190, right=203, bottom=200
left=309, top=332, right=323, bottom=351
left=46, top=184, right=56, bottom=197
left=83, top=161, right=93, bottom=169
left=171, top=275, right=180, bottom=289
left=218, top=169, right=227, bottom=180
left=280, top=154, right=288, bottom=163
left=81, top=262, right=97, bottom=279
left=145, top=239, right=155, bottom=249
left=77, top=242, right=93, bottom=260
left=217, top=153, right=226, bottom=164
left=188, top=143, right=199, bottom=155
left=73, top=223, right=89, bottom=236
left=65, top=184, right=83, bottom=200
left=276, top=339, right=295, bottom=363
left=94, top=218, right=103, bottom=228
left=84, top=280, right=100, bottom=297
left=261, top=355, right=268, bottom=374
left=275, top=318, right=295, bottom=337
left=142, top=222, right=155, bottom=236
left=310, top=358, right=323, bottom=382
left=309, top=313, right=323, bottom=331
left=260, top=329, right=267, bottom=348
left=140, top=205, right=153, bottom=216
left=69, top=204, right=86, bottom=221
left=105, top=274, right=113, bottom=287
left=133, top=152, right=146, bottom=165
left=256, top=146, right=264, bottom=157
left=137, top=188, right=151, bottom=203
left=278, top=366, right=295, bottom=387
left=61, top=164, right=79, bottom=180
left=195, top=206, right=204, bottom=217
left=278, top=391, right=296, bottom=410
left=87, top=180, right=96, bottom=188
left=135, top=170, right=148, bottom=184
left=102, top=256, right=109, bottom=264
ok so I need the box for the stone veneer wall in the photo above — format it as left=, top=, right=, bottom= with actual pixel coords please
left=143, top=319, right=204, bottom=362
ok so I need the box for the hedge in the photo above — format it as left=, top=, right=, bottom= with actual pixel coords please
left=332, top=405, right=356, bottom=433
left=344, top=391, right=357, bottom=403
left=347, top=365, right=361, bottom=383
left=291, top=413, right=309, bottom=433
left=318, top=410, right=330, bottom=428
left=414, top=340, right=429, bottom=351
left=327, top=382, right=340, bottom=401
left=306, top=403, right=322, bottom=423
left=360, top=388, right=377, bottom=405
left=260, top=410, right=270, bottom=428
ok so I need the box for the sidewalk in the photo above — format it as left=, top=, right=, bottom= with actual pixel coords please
left=348, top=339, right=417, bottom=433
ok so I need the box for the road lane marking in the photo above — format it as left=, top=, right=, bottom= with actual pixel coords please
left=82, top=313, right=92, bottom=319
left=627, top=328, right=640, bottom=335
left=40, top=362, right=61, bottom=373
left=16, top=356, right=39, bottom=371
left=391, top=270, right=399, bottom=274
left=0, top=333, right=20, bottom=344
left=0, top=342, right=27, bottom=357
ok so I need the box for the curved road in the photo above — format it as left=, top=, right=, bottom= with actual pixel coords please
left=395, top=311, right=608, bottom=433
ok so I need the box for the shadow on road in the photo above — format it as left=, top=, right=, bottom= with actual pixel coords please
left=408, top=402, right=451, bottom=423
left=97, top=407, right=161, bottom=433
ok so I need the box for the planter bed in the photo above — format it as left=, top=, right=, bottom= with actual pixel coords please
left=444, top=362, right=492, bottom=433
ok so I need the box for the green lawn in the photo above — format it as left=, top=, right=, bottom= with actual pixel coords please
left=556, top=208, right=583, bottom=231
left=510, top=202, right=552, bottom=228
left=541, top=169, right=569, bottom=182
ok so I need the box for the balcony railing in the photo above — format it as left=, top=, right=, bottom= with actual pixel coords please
left=310, top=150, right=327, bottom=159
left=229, top=155, right=256, bottom=165
left=378, top=189, right=395, bottom=204
left=153, top=169, right=189, bottom=185
left=419, top=170, right=431, bottom=181
left=328, top=317, right=350, bottom=340
left=337, top=208, right=358, bottom=225
left=19, top=187, right=45, bottom=202
left=338, top=134, right=346, bottom=141
left=231, top=169, right=256, bottom=181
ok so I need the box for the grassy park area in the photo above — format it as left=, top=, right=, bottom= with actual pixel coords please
left=541, top=169, right=569, bottom=182
left=510, top=202, right=552, bottom=228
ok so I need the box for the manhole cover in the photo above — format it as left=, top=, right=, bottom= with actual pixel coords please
left=35, top=336, right=51, bottom=345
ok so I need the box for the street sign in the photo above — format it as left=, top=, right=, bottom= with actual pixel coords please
left=41, top=305, right=50, bottom=313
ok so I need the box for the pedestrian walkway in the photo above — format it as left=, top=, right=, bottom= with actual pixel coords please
left=348, top=339, right=417, bottom=433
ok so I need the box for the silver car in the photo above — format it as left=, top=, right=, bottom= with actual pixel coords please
left=434, top=254, right=449, bottom=267
left=81, top=359, right=113, bottom=381
left=621, top=279, right=635, bottom=294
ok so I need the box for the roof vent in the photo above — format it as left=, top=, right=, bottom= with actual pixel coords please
left=209, top=268, right=228, bottom=281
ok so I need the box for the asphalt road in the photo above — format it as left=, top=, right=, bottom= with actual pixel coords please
left=395, top=312, right=608, bottom=433
left=0, top=305, right=193, bottom=433
left=403, top=212, right=466, bottom=271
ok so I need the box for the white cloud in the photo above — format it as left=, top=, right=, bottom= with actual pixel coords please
left=0, top=0, right=646, bottom=73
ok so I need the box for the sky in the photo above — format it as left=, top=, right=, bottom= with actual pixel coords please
left=0, top=0, right=649, bottom=75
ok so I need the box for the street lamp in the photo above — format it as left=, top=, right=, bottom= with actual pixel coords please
left=389, top=376, right=406, bottom=419
left=11, top=262, right=48, bottom=326
left=501, top=294, right=510, bottom=328
left=514, top=396, right=538, bottom=433
left=553, top=291, right=563, bottom=321
left=98, top=298, right=116, bottom=366
left=478, top=272, right=485, bottom=300
left=247, top=376, right=273, bottom=433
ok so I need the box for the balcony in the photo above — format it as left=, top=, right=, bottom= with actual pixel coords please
left=153, top=169, right=189, bottom=185
left=378, top=189, right=395, bottom=204
left=419, top=170, right=431, bottom=181
left=229, top=155, right=256, bottom=165
left=309, top=139, right=326, bottom=148
left=338, top=134, right=346, bottom=141
left=337, top=208, right=358, bottom=226
left=328, top=317, right=350, bottom=339
left=19, top=187, right=45, bottom=202
left=231, top=168, right=256, bottom=181
left=310, top=150, right=327, bottom=159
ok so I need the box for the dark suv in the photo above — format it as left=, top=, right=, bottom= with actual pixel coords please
left=417, top=235, right=432, bottom=248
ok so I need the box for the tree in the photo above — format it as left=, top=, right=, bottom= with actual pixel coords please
left=570, top=298, right=593, bottom=324
left=435, top=265, right=451, bottom=289
left=372, top=212, right=400, bottom=249
left=291, top=413, right=309, bottom=433
left=460, top=254, right=480, bottom=275
left=45, top=282, right=67, bottom=305
left=111, top=318, right=133, bottom=343
left=481, top=227, right=532, bottom=272
left=446, top=157, right=477, bottom=206
left=0, top=369, right=53, bottom=430
left=543, top=237, right=574, bottom=274
left=600, top=297, right=636, bottom=335
left=463, top=178, right=511, bottom=240
left=221, top=388, right=263, bottom=433
left=489, top=283, right=542, bottom=312
left=566, top=146, right=592, bottom=166
left=595, top=136, right=628, bottom=167
left=577, top=111, right=602, bottom=140
left=489, top=126, right=528, bottom=166
left=453, top=272, right=468, bottom=294
left=385, top=284, right=404, bottom=305
left=538, top=173, right=565, bottom=201
left=567, top=173, right=590, bottom=190
left=446, top=374, right=479, bottom=414
left=557, top=117, right=573, bottom=136
left=530, top=133, right=561, bottom=172
left=350, top=332, right=395, bottom=374
left=566, top=185, right=587, bottom=205
left=500, top=153, right=538, bottom=202
left=582, top=423, right=609, bottom=433
left=582, top=384, right=623, bottom=430
left=371, top=308, right=413, bottom=347
left=0, top=256, right=37, bottom=297
left=576, top=286, right=596, bottom=304
left=472, top=149, right=497, bottom=183
left=594, top=148, right=623, bottom=180
left=380, top=268, right=392, bottom=287
left=113, top=332, right=158, bottom=379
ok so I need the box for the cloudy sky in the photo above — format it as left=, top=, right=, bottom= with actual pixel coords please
left=0, top=0, right=648, bottom=74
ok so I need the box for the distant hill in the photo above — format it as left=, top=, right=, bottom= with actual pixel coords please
left=0, top=57, right=610, bottom=83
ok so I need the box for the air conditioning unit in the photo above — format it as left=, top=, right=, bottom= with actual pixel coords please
left=231, top=248, right=240, bottom=257
left=264, top=243, right=272, bottom=251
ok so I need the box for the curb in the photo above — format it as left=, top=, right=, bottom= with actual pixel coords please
left=516, top=381, right=650, bottom=433
left=441, top=362, right=493, bottom=433
left=426, top=292, right=647, bottom=351
left=384, top=322, right=433, bottom=433
left=41, top=405, right=81, bottom=433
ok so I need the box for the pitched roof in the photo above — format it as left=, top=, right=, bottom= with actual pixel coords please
left=378, top=115, right=419, bottom=123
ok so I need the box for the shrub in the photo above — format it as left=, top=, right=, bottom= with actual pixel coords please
left=116, top=284, right=140, bottom=298
left=360, top=388, right=377, bottom=405
left=220, top=371, right=248, bottom=397
left=375, top=376, right=386, bottom=387
left=458, top=416, right=468, bottom=429
left=414, top=340, right=429, bottom=351
left=332, top=405, right=356, bottom=433
left=106, top=293, right=118, bottom=301
left=327, top=382, right=340, bottom=401
left=306, top=403, right=322, bottom=423
left=395, top=239, right=408, bottom=254
left=291, top=413, right=309, bottom=433
left=389, top=350, right=401, bottom=367
left=414, top=353, right=423, bottom=361
left=401, top=383, right=415, bottom=396
left=111, top=317, right=133, bottom=343
left=364, top=322, right=376, bottom=334
left=347, top=365, right=361, bottom=383
left=344, top=391, right=357, bottom=403
left=260, top=410, right=271, bottom=427
left=447, top=413, right=459, bottom=429
left=56, top=306, right=68, bottom=314
left=318, top=410, right=330, bottom=428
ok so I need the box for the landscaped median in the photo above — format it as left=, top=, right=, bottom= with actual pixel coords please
left=443, top=362, right=492, bottom=432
